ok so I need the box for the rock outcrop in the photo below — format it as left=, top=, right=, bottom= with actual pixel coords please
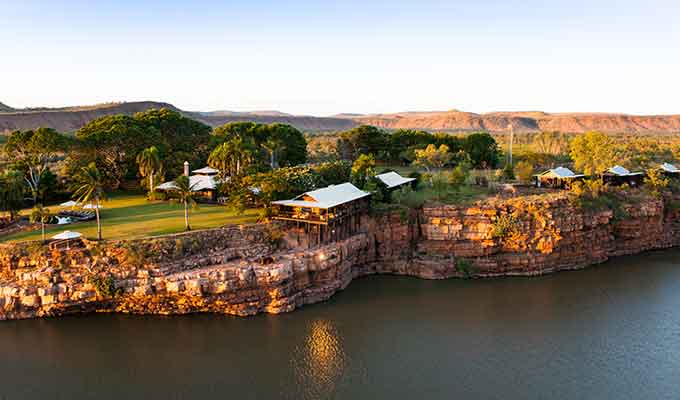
left=1, top=193, right=679, bottom=320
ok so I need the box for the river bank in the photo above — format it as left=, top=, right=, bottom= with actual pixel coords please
left=1, top=192, right=679, bottom=320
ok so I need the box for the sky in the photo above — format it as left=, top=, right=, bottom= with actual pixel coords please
left=2, top=0, right=680, bottom=116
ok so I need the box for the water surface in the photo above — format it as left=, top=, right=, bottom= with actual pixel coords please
left=2, top=250, right=680, bottom=399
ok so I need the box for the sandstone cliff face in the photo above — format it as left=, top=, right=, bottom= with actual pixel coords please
left=1, top=194, right=678, bottom=320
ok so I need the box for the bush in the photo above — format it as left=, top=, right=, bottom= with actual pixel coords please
left=514, top=161, right=534, bottom=183
left=455, top=258, right=476, bottom=278
left=89, top=275, right=122, bottom=298
left=491, top=214, right=519, bottom=238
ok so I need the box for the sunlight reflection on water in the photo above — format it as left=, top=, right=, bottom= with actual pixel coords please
left=291, top=319, right=347, bottom=400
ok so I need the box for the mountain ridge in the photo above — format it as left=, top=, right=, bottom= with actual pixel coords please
left=1, top=100, right=680, bottom=134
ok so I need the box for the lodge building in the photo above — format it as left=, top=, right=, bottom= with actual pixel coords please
left=271, top=182, right=371, bottom=247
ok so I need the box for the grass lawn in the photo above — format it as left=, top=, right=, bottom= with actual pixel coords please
left=1, top=193, right=259, bottom=243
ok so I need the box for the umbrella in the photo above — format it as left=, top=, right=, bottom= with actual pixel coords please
left=59, top=200, right=80, bottom=207
left=51, top=230, right=82, bottom=250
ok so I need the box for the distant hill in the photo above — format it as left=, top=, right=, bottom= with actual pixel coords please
left=353, top=110, right=680, bottom=134
left=1, top=100, right=679, bottom=134
left=0, top=102, right=15, bottom=113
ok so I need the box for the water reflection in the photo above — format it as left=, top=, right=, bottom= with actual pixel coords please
left=291, top=319, right=346, bottom=400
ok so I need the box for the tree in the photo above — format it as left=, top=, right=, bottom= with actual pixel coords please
left=208, top=136, right=256, bottom=177
left=261, top=138, right=285, bottom=169
left=463, top=133, right=500, bottom=168
left=337, top=125, right=389, bottom=160
left=570, top=131, right=620, bottom=176
left=71, top=162, right=106, bottom=240
left=448, top=164, right=469, bottom=189
left=30, top=205, right=51, bottom=242
left=134, top=108, right=211, bottom=177
left=4, top=128, right=65, bottom=205
left=514, top=161, right=534, bottom=183
left=644, top=168, right=670, bottom=198
left=351, top=154, right=376, bottom=189
left=74, top=115, right=161, bottom=189
left=413, top=144, right=452, bottom=174
left=0, top=170, right=24, bottom=222
left=136, top=146, right=162, bottom=197
left=173, top=175, right=197, bottom=231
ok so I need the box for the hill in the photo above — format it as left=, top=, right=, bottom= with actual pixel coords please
left=1, top=100, right=679, bottom=134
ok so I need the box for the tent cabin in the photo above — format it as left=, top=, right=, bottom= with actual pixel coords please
left=602, top=165, right=645, bottom=186
left=533, top=167, right=585, bottom=189
left=659, top=162, right=680, bottom=179
left=272, top=183, right=371, bottom=246
left=375, top=171, right=417, bottom=191
left=155, top=166, right=224, bottom=201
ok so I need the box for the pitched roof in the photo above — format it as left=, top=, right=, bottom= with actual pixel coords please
left=192, top=166, right=220, bottom=175
left=375, top=171, right=416, bottom=189
left=661, top=162, right=679, bottom=173
left=272, top=182, right=370, bottom=209
left=156, top=174, right=224, bottom=192
left=606, top=165, right=643, bottom=176
left=537, top=167, right=584, bottom=179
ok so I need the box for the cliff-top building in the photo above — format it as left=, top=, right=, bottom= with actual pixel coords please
left=533, top=167, right=585, bottom=189
left=272, top=182, right=371, bottom=246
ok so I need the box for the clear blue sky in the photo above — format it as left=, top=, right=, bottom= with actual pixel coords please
left=3, top=0, right=680, bottom=115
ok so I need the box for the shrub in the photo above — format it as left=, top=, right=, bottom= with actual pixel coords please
left=492, top=214, right=519, bottom=238
left=455, top=258, right=475, bottom=278
left=514, top=161, right=534, bottom=183
left=89, top=275, right=122, bottom=298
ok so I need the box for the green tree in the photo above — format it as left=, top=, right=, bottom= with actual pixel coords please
left=570, top=131, right=620, bottom=176
left=463, top=132, right=500, bottom=168
left=208, top=136, right=256, bottom=177
left=261, top=138, right=285, bottom=169
left=0, top=170, right=25, bottom=222
left=71, top=162, right=106, bottom=240
left=173, top=175, right=197, bottom=231
left=134, top=108, right=211, bottom=176
left=136, top=146, right=162, bottom=197
left=351, top=154, right=376, bottom=189
left=514, top=161, right=534, bottom=183
left=74, top=115, right=161, bottom=189
left=4, top=127, right=65, bottom=204
left=29, top=205, right=51, bottom=242
left=413, top=144, right=452, bottom=174
left=337, top=125, right=389, bottom=160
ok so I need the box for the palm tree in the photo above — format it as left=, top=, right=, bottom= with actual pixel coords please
left=136, top=146, right=162, bottom=198
left=71, top=162, right=106, bottom=240
left=261, top=138, right=285, bottom=169
left=29, top=205, right=51, bottom=243
left=209, top=137, right=256, bottom=177
left=0, top=170, right=25, bottom=222
left=173, top=175, right=197, bottom=231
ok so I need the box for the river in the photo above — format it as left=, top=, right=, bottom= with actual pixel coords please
left=2, top=250, right=680, bottom=399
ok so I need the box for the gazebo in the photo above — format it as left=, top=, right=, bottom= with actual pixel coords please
left=155, top=165, right=225, bottom=201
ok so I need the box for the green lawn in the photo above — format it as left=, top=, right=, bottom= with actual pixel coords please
left=1, top=194, right=259, bottom=243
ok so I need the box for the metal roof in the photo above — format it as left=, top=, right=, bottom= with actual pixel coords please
left=156, top=174, right=224, bottom=192
left=375, top=171, right=416, bottom=189
left=272, top=182, right=370, bottom=209
left=192, top=166, right=220, bottom=175
left=661, top=162, right=679, bottom=173
left=606, top=165, right=643, bottom=176
left=536, top=166, right=584, bottom=179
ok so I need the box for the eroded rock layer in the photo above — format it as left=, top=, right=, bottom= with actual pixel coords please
left=1, top=193, right=679, bottom=320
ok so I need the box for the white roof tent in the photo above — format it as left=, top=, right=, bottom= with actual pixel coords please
left=192, top=166, right=219, bottom=175
left=660, top=162, right=680, bottom=173
left=605, top=165, right=644, bottom=176
left=156, top=167, right=225, bottom=192
left=272, top=183, right=371, bottom=209
left=375, top=171, right=416, bottom=189
left=535, top=167, right=585, bottom=179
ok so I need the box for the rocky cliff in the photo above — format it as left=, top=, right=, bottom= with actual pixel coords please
left=1, top=193, right=679, bottom=320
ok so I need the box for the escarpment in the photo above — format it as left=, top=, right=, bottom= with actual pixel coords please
left=1, top=193, right=679, bottom=320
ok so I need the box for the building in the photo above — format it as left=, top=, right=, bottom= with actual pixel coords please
left=155, top=165, right=225, bottom=201
left=375, top=171, right=416, bottom=191
left=272, top=182, right=371, bottom=246
left=660, top=162, right=680, bottom=178
left=602, top=165, right=644, bottom=186
left=533, top=167, right=585, bottom=189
